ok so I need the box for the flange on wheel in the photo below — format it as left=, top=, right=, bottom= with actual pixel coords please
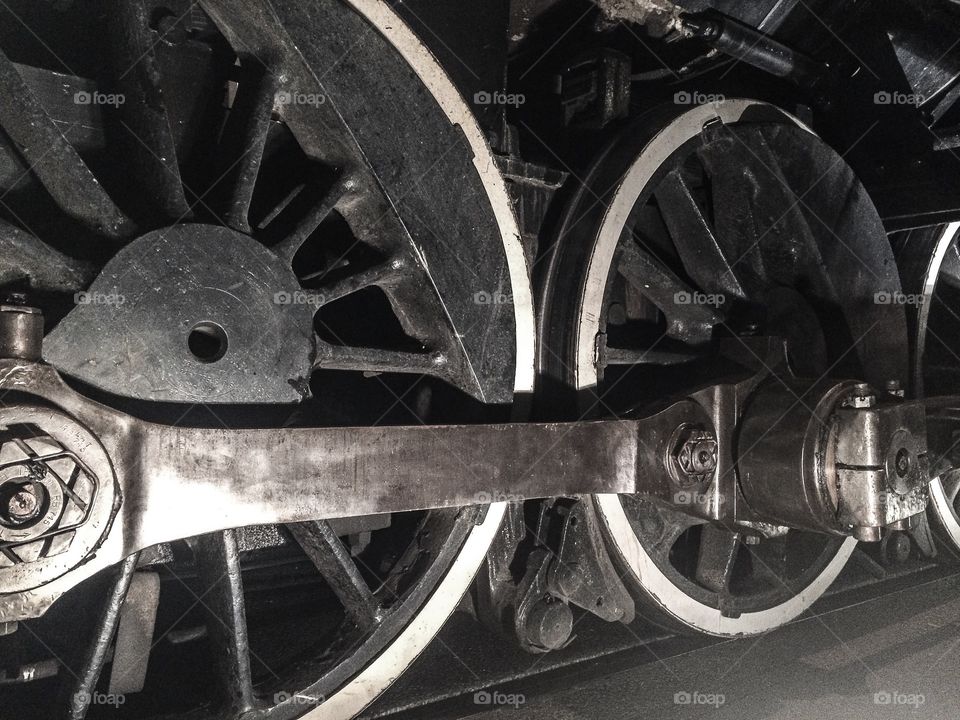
left=540, top=99, right=910, bottom=636
left=0, top=1, right=532, bottom=718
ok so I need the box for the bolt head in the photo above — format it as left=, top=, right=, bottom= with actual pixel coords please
left=671, top=427, right=718, bottom=486
left=555, top=563, right=582, bottom=597
left=5, top=486, right=39, bottom=523
left=525, top=598, right=573, bottom=651
left=845, top=383, right=876, bottom=409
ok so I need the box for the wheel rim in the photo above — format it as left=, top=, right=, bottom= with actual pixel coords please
left=897, top=221, right=960, bottom=546
left=0, top=0, right=533, bottom=717
left=540, top=99, right=909, bottom=636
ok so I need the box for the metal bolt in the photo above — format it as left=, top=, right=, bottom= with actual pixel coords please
left=555, top=563, right=583, bottom=597
left=881, top=531, right=912, bottom=566
left=670, top=426, right=718, bottom=486
left=6, top=486, right=39, bottom=523
left=846, top=383, right=876, bottom=409
left=524, top=598, right=573, bottom=651
left=744, top=535, right=761, bottom=546
left=1, top=292, right=28, bottom=306
left=895, top=448, right=911, bottom=478
left=885, top=379, right=904, bottom=397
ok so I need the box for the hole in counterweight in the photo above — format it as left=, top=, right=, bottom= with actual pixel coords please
left=188, top=322, right=228, bottom=363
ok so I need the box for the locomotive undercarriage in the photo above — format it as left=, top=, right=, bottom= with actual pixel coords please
left=2, top=1, right=960, bottom=719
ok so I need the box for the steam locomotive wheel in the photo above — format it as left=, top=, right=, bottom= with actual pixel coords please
left=0, top=1, right=532, bottom=718
left=540, top=99, right=909, bottom=635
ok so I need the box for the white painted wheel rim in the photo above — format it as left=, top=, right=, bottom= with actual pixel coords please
left=918, top=222, right=960, bottom=547
left=574, top=99, right=856, bottom=637
left=296, top=2, right=534, bottom=716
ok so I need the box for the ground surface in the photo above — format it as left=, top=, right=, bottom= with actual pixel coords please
left=365, top=559, right=960, bottom=719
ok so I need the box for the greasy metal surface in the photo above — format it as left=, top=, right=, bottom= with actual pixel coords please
left=0, top=48, right=133, bottom=242
left=0, top=357, right=649, bottom=620
left=0, top=219, right=95, bottom=293
left=204, top=0, right=521, bottom=403
left=288, top=520, right=384, bottom=630
left=194, top=530, right=255, bottom=714
left=3, top=339, right=944, bottom=625
left=0, top=348, right=939, bottom=631
left=44, top=224, right=315, bottom=403
left=739, top=379, right=929, bottom=534
left=64, top=553, right=139, bottom=720
left=105, top=0, right=192, bottom=222
left=680, top=10, right=828, bottom=87
left=697, top=122, right=909, bottom=389
left=1, top=0, right=527, bottom=406
left=0, top=305, right=43, bottom=360
left=127, top=418, right=641, bottom=547
left=0, top=401, right=117, bottom=597
left=548, top=500, right=635, bottom=623
left=107, top=570, right=160, bottom=695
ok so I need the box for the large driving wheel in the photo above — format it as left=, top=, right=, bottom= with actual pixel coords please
left=540, top=99, right=909, bottom=635
left=0, top=1, right=532, bottom=718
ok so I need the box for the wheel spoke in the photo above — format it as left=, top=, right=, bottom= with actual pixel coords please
left=0, top=219, right=95, bottom=292
left=654, top=167, right=746, bottom=299
left=633, top=502, right=704, bottom=566
left=313, top=342, right=450, bottom=378
left=64, top=554, right=139, bottom=720
left=617, top=241, right=720, bottom=344
left=603, top=344, right=700, bottom=366
left=694, top=524, right=741, bottom=593
left=288, top=521, right=383, bottom=630
left=696, top=126, right=816, bottom=295
left=271, top=176, right=357, bottom=264
left=217, top=64, right=280, bottom=233
left=311, top=259, right=404, bottom=305
left=194, top=530, right=256, bottom=715
left=745, top=540, right=791, bottom=588
left=0, top=49, right=134, bottom=242
left=107, top=0, right=191, bottom=221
